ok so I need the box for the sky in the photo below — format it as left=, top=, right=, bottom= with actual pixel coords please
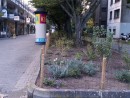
left=23, top=0, right=29, bottom=4
left=23, top=0, right=36, bottom=11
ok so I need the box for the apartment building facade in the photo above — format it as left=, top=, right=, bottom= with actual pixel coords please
left=94, top=0, right=108, bottom=28
left=0, top=0, right=35, bottom=38
left=107, top=0, right=130, bottom=38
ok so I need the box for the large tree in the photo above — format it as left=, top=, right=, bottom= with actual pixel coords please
left=31, top=0, right=101, bottom=46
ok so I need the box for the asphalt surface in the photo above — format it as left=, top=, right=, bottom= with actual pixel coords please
left=112, top=40, right=130, bottom=54
left=0, top=34, right=42, bottom=94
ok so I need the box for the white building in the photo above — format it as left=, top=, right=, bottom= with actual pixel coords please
left=0, top=0, right=35, bottom=37
left=107, top=0, right=130, bottom=38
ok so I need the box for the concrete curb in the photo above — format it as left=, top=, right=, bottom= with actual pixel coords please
left=27, top=84, right=130, bottom=98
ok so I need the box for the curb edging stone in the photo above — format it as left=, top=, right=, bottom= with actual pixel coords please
left=27, top=84, right=130, bottom=98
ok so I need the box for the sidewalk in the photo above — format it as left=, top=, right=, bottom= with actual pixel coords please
left=0, top=34, right=42, bottom=98
left=6, top=50, right=41, bottom=98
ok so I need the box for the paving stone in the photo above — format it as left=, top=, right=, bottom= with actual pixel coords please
left=0, top=34, right=42, bottom=96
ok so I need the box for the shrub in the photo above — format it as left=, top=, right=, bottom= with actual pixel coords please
left=50, top=31, right=59, bottom=45
left=44, top=78, right=56, bottom=87
left=87, top=49, right=96, bottom=60
left=93, top=26, right=113, bottom=58
left=55, top=37, right=74, bottom=56
left=66, top=59, right=83, bottom=78
left=48, top=64, right=68, bottom=78
left=82, top=61, right=97, bottom=76
left=115, top=70, right=130, bottom=83
left=48, top=59, right=84, bottom=78
left=74, top=52, right=83, bottom=60
left=43, top=78, right=63, bottom=87
left=65, top=39, right=74, bottom=49
left=48, top=59, right=98, bottom=78
left=122, top=51, right=130, bottom=69
left=83, top=45, right=96, bottom=61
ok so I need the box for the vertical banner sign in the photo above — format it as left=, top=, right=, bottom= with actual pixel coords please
left=35, top=11, right=47, bottom=44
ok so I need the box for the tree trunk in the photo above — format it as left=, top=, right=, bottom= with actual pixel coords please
left=75, top=17, right=82, bottom=47
left=64, top=18, right=72, bottom=38
left=75, top=30, right=82, bottom=47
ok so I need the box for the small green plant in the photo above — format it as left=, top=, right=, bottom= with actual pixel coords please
left=48, top=59, right=98, bottom=78
left=82, top=61, right=97, bottom=76
left=87, top=50, right=96, bottom=60
left=55, top=37, right=74, bottom=55
left=44, top=78, right=56, bottom=87
left=122, top=51, right=130, bottom=69
left=43, top=78, right=63, bottom=87
left=74, top=52, right=83, bottom=60
left=93, top=26, right=113, bottom=58
left=83, top=45, right=96, bottom=61
left=48, top=64, right=68, bottom=78
left=66, top=59, right=83, bottom=78
left=65, top=39, right=74, bottom=49
left=50, top=31, right=59, bottom=45
left=48, top=59, right=84, bottom=78
left=115, top=70, right=130, bottom=83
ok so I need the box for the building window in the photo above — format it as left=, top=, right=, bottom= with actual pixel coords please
left=115, top=0, right=120, bottom=3
left=110, top=11, right=112, bottom=20
left=114, top=9, right=120, bottom=19
left=109, top=29, right=111, bottom=32
left=1, top=0, right=4, bottom=7
left=127, top=0, right=130, bottom=3
left=113, top=29, right=116, bottom=35
left=102, top=7, right=107, bottom=12
left=110, top=0, right=113, bottom=5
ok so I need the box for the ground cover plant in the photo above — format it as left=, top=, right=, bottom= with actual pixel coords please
left=36, top=30, right=130, bottom=90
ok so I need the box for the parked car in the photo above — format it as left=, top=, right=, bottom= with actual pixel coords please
left=121, top=33, right=130, bottom=41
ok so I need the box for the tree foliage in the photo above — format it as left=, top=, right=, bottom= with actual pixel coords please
left=31, top=0, right=101, bottom=46
left=93, top=26, right=113, bottom=58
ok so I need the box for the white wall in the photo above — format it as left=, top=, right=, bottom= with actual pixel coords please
left=120, top=23, right=130, bottom=35
left=107, top=0, right=122, bottom=24
left=107, top=23, right=121, bottom=38
left=107, top=0, right=122, bottom=38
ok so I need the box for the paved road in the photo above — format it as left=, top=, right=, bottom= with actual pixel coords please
left=0, top=34, right=42, bottom=94
left=112, top=40, right=130, bottom=54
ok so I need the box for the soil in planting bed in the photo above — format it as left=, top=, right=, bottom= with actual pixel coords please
left=36, top=46, right=130, bottom=90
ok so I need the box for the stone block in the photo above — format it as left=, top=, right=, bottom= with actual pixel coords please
left=75, top=90, right=100, bottom=98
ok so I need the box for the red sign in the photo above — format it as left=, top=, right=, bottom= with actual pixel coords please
left=40, top=14, right=46, bottom=24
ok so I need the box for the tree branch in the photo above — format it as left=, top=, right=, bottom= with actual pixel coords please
left=60, top=4, right=73, bottom=18
left=65, top=0, right=75, bottom=13
left=82, top=0, right=99, bottom=19
left=71, top=0, right=75, bottom=10
left=80, top=0, right=101, bottom=30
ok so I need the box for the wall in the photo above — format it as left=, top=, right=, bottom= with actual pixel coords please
left=120, top=23, right=130, bottom=35
left=121, top=0, right=130, bottom=22
left=107, top=23, right=121, bottom=38
left=107, top=0, right=123, bottom=38
left=107, top=0, right=122, bottom=24
left=94, top=0, right=108, bottom=26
